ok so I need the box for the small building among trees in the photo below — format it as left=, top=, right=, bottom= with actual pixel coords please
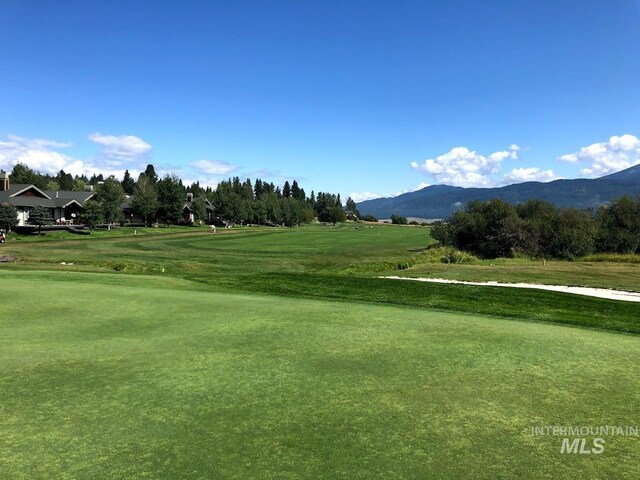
left=182, top=192, right=215, bottom=224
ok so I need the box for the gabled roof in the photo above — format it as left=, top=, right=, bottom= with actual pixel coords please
left=0, top=184, right=34, bottom=203
left=0, top=183, right=95, bottom=208
left=45, top=190, right=95, bottom=203
left=45, top=190, right=95, bottom=208
left=58, top=199, right=84, bottom=209
left=6, top=184, right=51, bottom=199
left=183, top=200, right=215, bottom=212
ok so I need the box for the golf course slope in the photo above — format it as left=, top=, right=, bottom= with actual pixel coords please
left=1, top=270, right=638, bottom=479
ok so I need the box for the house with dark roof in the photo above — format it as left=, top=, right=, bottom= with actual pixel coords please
left=0, top=171, right=95, bottom=226
left=183, top=192, right=215, bottom=223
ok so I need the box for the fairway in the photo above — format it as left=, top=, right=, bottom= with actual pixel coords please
left=2, top=226, right=640, bottom=479
left=4, top=225, right=640, bottom=333
left=1, top=270, right=639, bottom=479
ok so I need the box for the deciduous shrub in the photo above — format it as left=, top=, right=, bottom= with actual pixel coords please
left=432, top=196, right=640, bottom=259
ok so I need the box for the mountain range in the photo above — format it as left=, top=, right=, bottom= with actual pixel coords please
left=357, top=164, right=640, bottom=220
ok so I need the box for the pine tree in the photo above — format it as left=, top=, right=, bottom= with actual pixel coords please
left=157, top=174, right=185, bottom=224
left=283, top=181, right=291, bottom=198
left=291, top=180, right=303, bottom=201
left=122, top=170, right=135, bottom=195
left=0, top=203, right=18, bottom=231
left=98, top=176, right=125, bottom=224
left=80, top=201, right=105, bottom=229
left=144, top=164, right=158, bottom=184
left=132, top=174, right=158, bottom=226
left=56, top=170, right=74, bottom=191
left=345, top=197, right=360, bottom=218
left=28, top=205, right=52, bottom=235
left=254, top=179, right=264, bottom=198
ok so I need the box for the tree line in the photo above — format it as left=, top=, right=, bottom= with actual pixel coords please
left=209, top=177, right=346, bottom=226
left=3, top=163, right=349, bottom=228
left=431, top=196, right=640, bottom=260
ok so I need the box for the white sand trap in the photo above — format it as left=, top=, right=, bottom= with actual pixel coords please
left=381, top=276, right=640, bottom=303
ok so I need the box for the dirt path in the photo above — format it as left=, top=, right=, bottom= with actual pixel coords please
left=381, top=276, right=640, bottom=303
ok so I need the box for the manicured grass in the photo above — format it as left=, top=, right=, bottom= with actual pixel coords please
left=2, top=225, right=639, bottom=478
left=1, top=271, right=639, bottom=479
left=3, top=224, right=639, bottom=333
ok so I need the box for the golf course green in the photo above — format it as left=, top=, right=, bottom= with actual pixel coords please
left=1, top=225, right=638, bottom=479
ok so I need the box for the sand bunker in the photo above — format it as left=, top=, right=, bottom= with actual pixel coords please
left=381, top=276, right=640, bottom=303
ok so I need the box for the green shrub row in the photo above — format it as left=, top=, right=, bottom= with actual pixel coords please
left=431, top=196, right=640, bottom=260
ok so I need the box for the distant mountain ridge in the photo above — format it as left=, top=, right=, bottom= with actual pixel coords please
left=357, top=164, right=640, bottom=219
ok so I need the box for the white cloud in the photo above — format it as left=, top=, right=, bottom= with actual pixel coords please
left=416, top=182, right=430, bottom=190
left=88, top=133, right=152, bottom=161
left=182, top=178, right=220, bottom=190
left=0, top=135, right=80, bottom=176
left=190, top=159, right=237, bottom=176
left=164, top=166, right=221, bottom=189
left=559, top=134, right=640, bottom=177
left=349, top=191, right=383, bottom=203
left=489, top=151, right=512, bottom=162
left=0, top=134, right=144, bottom=179
left=503, top=167, right=556, bottom=184
left=411, top=145, right=520, bottom=187
left=7, top=134, right=73, bottom=149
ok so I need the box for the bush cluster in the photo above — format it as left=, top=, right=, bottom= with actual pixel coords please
left=391, top=214, right=408, bottom=225
left=431, top=196, right=640, bottom=260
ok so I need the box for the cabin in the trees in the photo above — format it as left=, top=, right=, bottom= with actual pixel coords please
left=0, top=171, right=95, bottom=226
left=182, top=192, right=215, bottom=223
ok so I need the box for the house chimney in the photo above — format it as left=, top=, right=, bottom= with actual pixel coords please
left=55, top=191, right=59, bottom=198
left=186, top=192, right=194, bottom=202
left=0, top=170, right=8, bottom=191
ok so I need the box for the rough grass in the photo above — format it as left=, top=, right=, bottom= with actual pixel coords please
left=580, top=253, right=640, bottom=263
left=1, top=271, right=639, bottom=480
left=404, top=255, right=640, bottom=293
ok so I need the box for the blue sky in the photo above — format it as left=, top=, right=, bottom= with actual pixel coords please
left=1, top=0, right=639, bottom=202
